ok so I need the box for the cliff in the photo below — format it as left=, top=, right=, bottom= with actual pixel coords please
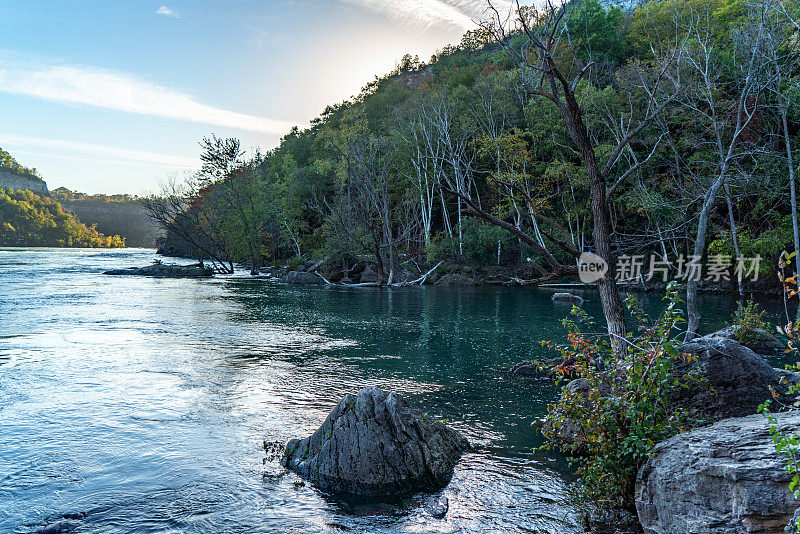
left=0, top=170, right=48, bottom=196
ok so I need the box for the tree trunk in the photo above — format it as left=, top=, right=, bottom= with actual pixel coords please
left=686, top=172, right=729, bottom=340
left=250, top=251, right=260, bottom=276
left=782, top=104, right=800, bottom=272
left=559, top=74, right=627, bottom=356
left=724, top=184, right=743, bottom=296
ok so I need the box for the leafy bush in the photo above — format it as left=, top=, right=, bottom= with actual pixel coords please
left=731, top=300, right=768, bottom=344
left=541, top=282, right=695, bottom=511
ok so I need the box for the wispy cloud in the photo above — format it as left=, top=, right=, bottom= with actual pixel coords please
left=0, top=60, right=299, bottom=135
left=344, top=0, right=513, bottom=31
left=0, top=133, right=200, bottom=169
left=155, top=5, right=180, bottom=18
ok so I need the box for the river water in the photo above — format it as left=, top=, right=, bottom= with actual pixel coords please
left=0, top=248, right=784, bottom=533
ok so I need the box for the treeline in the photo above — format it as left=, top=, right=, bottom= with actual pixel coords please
left=0, top=188, right=125, bottom=248
left=0, top=147, right=43, bottom=181
left=150, top=0, right=799, bottom=333
left=53, top=188, right=160, bottom=247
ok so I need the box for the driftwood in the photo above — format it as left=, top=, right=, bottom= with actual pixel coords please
left=311, top=261, right=443, bottom=288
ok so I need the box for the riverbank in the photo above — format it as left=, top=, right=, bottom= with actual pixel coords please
left=248, top=255, right=785, bottom=297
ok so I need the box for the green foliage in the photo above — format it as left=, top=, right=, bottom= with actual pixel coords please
left=567, top=0, right=627, bottom=65
left=0, top=188, right=125, bottom=247
left=541, top=282, right=695, bottom=511
left=760, top=251, right=800, bottom=533
left=426, top=217, right=516, bottom=267
left=731, top=300, right=769, bottom=344
left=0, top=146, right=42, bottom=179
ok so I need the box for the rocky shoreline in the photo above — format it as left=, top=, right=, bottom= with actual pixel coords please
left=514, top=327, right=800, bottom=533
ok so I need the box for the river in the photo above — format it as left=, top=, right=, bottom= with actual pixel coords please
left=0, top=248, right=785, bottom=533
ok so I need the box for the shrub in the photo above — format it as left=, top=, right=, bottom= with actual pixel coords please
left=426, top=216, right=518, bottom=267
left=541, top=282, right=695, bottom=512
left=731, top=300, right=768, bottom=344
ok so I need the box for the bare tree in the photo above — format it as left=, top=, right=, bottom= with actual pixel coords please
left=676, top=1, right=772, bottom=339
left=482, top=0, right=687, bottom=353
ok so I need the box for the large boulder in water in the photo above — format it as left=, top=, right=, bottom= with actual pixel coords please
left=280, top=270, right=326, bottom=285
left=673, top=336, right=791, bottom=422
left=359, top=264, right=380, bottom=283
left=636, top=412, right=800, bottom=533
left=281, top=387, right=469, bottom=499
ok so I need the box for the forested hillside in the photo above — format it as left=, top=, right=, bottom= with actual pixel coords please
left=149, top=0, right=799, bottom=311
left=53, top=188, right=159, bottom=247
left=0, top=188, right=125, bottom=248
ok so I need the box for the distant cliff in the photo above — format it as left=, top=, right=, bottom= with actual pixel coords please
left=0, top=170, right=48, bottom=196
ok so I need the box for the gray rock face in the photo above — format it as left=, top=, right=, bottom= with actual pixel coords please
left=359, top=265, right=380, bottom=283
left=551, top=292, right=584, bottom=305
left=706, top=326, right=785, bottom=358
left=435, top=274, right=475, bottom=286
left=281, top=387, right=469, bottom=499
left=280, top=271, right=326, bottom=285
left=104, top=263, right=213, bottom=278
left=636, top=412, right=800, bottom=534
left=674, top=336, right=790, bottom=422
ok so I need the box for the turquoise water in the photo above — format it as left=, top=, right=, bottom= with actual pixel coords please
left=0, top=249, right=785, bottom=533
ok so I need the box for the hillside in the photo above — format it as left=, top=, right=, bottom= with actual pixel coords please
left=0, top=187, right=125, bottom=248
left=0, top=147, right=48, bottom=195
left=53, top=188, right=159, bottom=247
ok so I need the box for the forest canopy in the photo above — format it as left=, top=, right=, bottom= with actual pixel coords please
left=0, top=188, right=125, bottom=248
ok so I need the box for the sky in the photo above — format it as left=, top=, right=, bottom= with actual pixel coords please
left=0, top=0, right=511, bottom=194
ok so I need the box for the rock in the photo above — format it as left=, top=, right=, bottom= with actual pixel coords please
left=551, top=292, right=584, bottom=305
left=706, top=326, right=785, bottom=358
left=424, top=495, right=449, bottom=519
left=541, top=378, right=594, bottom=456
left=339, top=276, right=353, bottom=285
left=435, top=274, right=475, bottom=286
left=510, top=356, right=578, bottom=380
left=786, top=509, right=800, bottom=534
left=281, top=386, right=469, bottom=499
left=510, top=361, right=539, bottom=379
left=673, top=336, right=791, bottom=422
left=280, top=271, right=326, bottom=285
left=104, top=263, right=213, bottom=278
left=360, top=265, right=380, bottom=284
left=636, top=412, right=800, bottom=534
left=390, top=264, right=415, bottom=283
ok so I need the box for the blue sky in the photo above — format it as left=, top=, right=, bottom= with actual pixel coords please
left=0, top=1, right=504, bottom=194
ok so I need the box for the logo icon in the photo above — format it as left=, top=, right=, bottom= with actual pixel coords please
left=578, top=252, right=608, bottom=284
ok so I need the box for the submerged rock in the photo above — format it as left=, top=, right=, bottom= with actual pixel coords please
left=636, top=412, right=800, bottom=534
left=551, top=292, right=583, bottom=305
left=104, top=263, right=213, bottom=278
left=424, top=495, right=449, bottom=519
left=281, top=386, right=469, bottom=499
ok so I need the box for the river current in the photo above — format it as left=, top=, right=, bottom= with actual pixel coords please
left=0, top=248, right=774, bottom=533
